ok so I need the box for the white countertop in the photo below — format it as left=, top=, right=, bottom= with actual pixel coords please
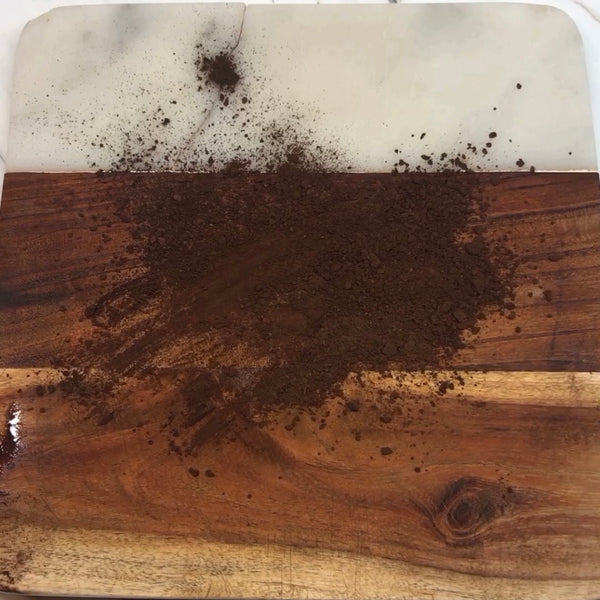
left=6, top=3, right=597, bottom=175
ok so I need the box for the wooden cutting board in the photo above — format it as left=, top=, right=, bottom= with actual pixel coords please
left=1, top=4, right=600, bottom=599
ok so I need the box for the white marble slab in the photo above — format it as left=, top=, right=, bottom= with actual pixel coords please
left=4, top=2, right=598, bottom=174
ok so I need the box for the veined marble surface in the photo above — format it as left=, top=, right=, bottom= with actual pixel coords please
left=0, top=0, right=599, bottom=181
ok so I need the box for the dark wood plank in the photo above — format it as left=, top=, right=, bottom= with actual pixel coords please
left=0, top=172, right=599, bottom=371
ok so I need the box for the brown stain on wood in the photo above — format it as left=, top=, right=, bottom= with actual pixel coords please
left=0, top=172, right=599, bottom=597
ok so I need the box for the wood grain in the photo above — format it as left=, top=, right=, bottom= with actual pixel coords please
left=1, top=172, right=600, bottom=599
left=0, top=172, right=599, bottom=371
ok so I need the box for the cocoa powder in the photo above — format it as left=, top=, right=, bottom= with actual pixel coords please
left=60, top=41, right=521, bottom=442
left=78, top=168, right=515, bottom=423
left=199, top=53, right=240, bottom=90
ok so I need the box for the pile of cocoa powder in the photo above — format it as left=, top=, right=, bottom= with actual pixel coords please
left=80, top=166, right=515, bottom=421
left=61, top=49, right=520, bottom=444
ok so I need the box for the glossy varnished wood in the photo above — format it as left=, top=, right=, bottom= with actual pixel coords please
left=1, top=172, right=600, bottom=599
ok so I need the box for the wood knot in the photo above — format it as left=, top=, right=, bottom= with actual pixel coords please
left=430, top=477, right=513, bottom=546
